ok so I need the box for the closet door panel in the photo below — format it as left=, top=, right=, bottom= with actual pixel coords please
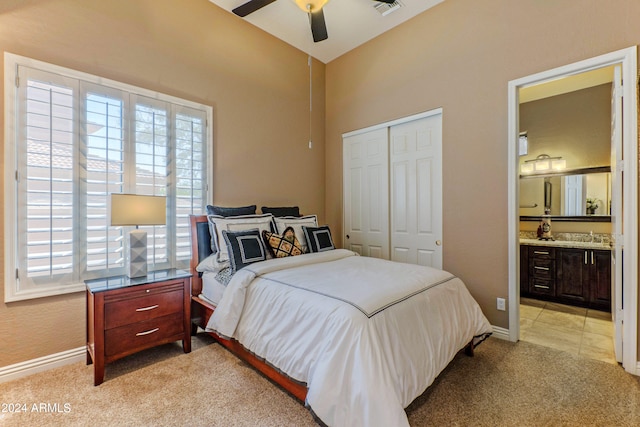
left=343, top=128, right=389, bottom=259
left=416, top=157, right=434, bottom=234
left=390, top=114, right=443, bottom=268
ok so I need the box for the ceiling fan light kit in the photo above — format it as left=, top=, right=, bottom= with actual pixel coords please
left=232, top=0, right=398, bottom=43
left=293, top=0, right=329, bottom=13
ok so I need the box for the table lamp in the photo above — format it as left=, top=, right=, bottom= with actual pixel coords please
left=110, top=194, right=166, bottom=278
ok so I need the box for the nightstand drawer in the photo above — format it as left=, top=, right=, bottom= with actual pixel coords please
left=105, top=313, right=184, bottom=357
left=105, top=286, right=183, bottom=329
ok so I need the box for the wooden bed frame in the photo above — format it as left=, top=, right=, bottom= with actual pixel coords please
left=189, top=214, right=308, bottom=401
left=188, top=214, right=475, bottom=404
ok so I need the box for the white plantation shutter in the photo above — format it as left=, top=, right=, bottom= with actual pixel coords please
left=18, top=68, right=78, bottom=288
left=133, top=96, right=169, bottom=268
left=174, top=107, right=206, bottom=261
left=5, top=54, right=211, bottom=301
left=81, top=83, right=127, bottom=274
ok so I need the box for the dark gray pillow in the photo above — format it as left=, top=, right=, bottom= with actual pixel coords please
left=302, top=225, right=335, bottom=253
left=222, top=228, right=267, bottom=272
left=261, top=206, right=301, bottom=217
left=206, top=204, right=256, bottom=217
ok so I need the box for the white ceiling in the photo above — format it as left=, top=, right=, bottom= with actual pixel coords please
left=208, top=0, right=445, bottom=63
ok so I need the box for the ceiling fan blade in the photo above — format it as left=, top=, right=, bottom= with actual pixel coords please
left=232, top=0, right=277, bottom=17
left=374, top=0, right=396, bottom=3
left=309, top=8, right=328, bottom=42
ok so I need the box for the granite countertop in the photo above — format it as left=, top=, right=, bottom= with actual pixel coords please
left=520, top=238, right=612, bottom=250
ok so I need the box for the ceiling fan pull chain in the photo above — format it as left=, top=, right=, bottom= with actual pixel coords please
left=309, top=55, right=313, bottom=149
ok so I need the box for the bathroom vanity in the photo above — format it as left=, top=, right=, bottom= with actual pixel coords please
left=520, top=239, right=611, bottom=312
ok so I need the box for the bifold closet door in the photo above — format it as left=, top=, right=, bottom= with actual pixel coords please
left=389, top=114, right=443, bottom=269
left=343, top=128, right=390, bottom=259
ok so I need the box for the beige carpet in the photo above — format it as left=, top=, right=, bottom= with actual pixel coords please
left=1, top=335, right=640, bottom=426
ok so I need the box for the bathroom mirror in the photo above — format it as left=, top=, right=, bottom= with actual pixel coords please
left=519, top=167, right=611, bottom=222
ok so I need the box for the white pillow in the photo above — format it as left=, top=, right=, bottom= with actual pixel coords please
left=196, top=253, right=229, bottom=273
left=208, top=214, right=274, bottom=262
left=273, top=215, right=318, bottom=253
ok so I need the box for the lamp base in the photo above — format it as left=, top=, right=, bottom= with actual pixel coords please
left=127, top=229, right=148, bottom=278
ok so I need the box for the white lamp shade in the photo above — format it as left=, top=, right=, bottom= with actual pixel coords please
left=110, top=194, right=166, bottom=226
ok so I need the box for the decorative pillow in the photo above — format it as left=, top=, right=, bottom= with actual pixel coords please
left=262, top=227, right=304, bottom=258
left=205, top=205, right=257, bottom=253
left=206, top=204, right=256, bottom=217
left=302, top=225, right=335, bottom=253
left=222, top=229, right=268, bottom=272
left=273, top=215, right=318, bottom=252
left=208, top=214, right=275, bottom=262
left=261, top=206, right=301, bottom=217
left=195, top=253, right=229, bottom=273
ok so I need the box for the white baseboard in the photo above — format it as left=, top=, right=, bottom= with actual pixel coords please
left=491, top=325, right=511, bottom=341
left=0, top=347, right=85, bottom=384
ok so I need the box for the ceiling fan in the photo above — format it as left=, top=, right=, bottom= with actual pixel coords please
left=232, top=0, right=397, bottom=43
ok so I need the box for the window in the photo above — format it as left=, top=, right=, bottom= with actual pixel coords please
left=4, top=53, right=212, bottom=301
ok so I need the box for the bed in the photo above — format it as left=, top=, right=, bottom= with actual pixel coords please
left=189, top=213, right=492, bottom=427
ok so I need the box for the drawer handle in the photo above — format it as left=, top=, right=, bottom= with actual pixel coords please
left=534, top=266, right=549, bottom=271
left=533, top=251, right=549, bottom=255
left=534, top=285, right=550, bottom=289
left=136, top=304, right=159, bottom=312
left=136, top=328, right=159, bottom=337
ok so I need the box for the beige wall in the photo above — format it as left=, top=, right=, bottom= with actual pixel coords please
left=520, top=84, right=612, bottom=171
left=3, top=0, right=640, bottom=369
left=325, top=0, right=640, bottom=328
left=0, top=0, right=325, bottom=367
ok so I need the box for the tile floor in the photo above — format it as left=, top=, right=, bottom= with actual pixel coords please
left=520, top=297, right=616, bottom=365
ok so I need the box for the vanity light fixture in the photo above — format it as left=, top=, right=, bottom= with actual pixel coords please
left=521, top=154, right=566, bottom=174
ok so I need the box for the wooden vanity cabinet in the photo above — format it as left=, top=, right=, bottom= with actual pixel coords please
left=556, top=248, right=590, bottom=304
left=521, top=244, right=611, bottom=311
left=527, top=246, right=556, bottom=297
left=589, top=250, right=613, bottom=311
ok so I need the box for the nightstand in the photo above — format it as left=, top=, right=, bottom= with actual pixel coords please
left=85, top=269, right=192, bottom=385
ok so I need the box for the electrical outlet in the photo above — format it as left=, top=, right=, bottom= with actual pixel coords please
left=497, top=297, right=506, bottom=311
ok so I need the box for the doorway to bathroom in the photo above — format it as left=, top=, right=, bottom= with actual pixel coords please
left=507, top=47, right=638, bottom=374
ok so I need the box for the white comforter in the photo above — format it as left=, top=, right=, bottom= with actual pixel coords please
left=206, top=249, right=492, bottom=427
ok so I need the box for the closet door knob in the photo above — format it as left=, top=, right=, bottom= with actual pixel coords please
left=346, top=235, right=350, bottom=239
left=436, top=240, right=442, bottom=246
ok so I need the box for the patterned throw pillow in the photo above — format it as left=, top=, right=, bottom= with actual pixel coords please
left=302, top=225, right=335, bottom=253
left=262, top=227, right=304, bottom=258
left=273, top=215, right=318, bottom=253
left=222, top=229, right=267, bottom=272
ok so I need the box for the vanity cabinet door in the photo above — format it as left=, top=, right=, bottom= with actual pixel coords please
left=589, top=250, right=612, bottom=311
left=520, top=245, right=529, bottom=296
left=556, top=248, right=589, bottom=304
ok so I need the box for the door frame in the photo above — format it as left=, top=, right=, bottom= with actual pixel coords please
left=507, top=46, right=638, bottom=374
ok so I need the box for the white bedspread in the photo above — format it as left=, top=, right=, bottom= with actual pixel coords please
left=206, top=249, right=492, bottom=427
